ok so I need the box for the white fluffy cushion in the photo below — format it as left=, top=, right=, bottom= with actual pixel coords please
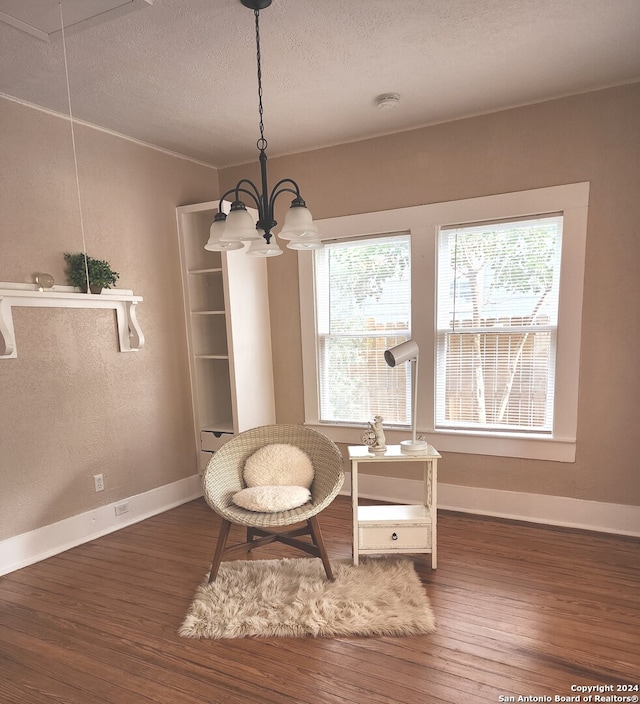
left=232, top=485, right=312, bottom=513
left=243, top=444, right=314, bottom=488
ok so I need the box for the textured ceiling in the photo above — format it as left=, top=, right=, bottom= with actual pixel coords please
left=1, top=0, right=640, bottom=168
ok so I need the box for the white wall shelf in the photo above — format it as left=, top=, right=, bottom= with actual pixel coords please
left=0, top=282, right=144, bottom=359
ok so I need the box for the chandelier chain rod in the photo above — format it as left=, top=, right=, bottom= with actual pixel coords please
left=254, top=9, right=267, bottom=152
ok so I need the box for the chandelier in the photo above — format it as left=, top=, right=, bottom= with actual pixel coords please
left=205, top=0, right=321, bottom=256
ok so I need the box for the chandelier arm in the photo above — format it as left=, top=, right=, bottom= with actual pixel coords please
left=268, top=184, right=301, bottom=214
left=235, top=187, right=262, bottom=212
left=217, top=183, right=262, bottom=215
left=270, top=178, right=302, bottom=194
left=217, top=189, right=238, bottom=211
left=234, top=178, right=262, bottom=202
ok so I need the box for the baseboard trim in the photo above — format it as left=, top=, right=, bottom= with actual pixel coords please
left=0, top=474, right=203, bottom=576
left=3, top=472, right=636, bottom=577
left=340, top=472, right=640, bottom=537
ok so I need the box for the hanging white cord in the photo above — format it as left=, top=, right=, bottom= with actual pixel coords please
left=59, top=2, right=91, bottom=292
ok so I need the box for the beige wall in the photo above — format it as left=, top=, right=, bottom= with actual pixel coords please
left=221, top=83, right=640, bottom=508
left=2, top=82, right=637, bottom=547
left=0, top=98, right=217, bottom=540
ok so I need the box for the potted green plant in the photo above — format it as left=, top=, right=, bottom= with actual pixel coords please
left=64, top=252, right=120, bottom=294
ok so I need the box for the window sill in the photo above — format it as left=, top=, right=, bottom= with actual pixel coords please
left=306, top=423, right=576, bottom=463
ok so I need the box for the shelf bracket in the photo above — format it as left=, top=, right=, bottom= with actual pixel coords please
left=0, top=283, right=144, bottom=359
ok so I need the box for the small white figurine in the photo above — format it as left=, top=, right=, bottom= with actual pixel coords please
left=371, top=415, right=386, bottom=449
left=361, top=415, right=387, bottom=453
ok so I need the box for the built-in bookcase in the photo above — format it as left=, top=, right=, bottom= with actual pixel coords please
left=176, top=201, right=276, bottom=471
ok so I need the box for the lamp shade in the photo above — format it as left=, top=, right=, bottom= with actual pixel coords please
left=279, top=200, right=318, bottom=240
left=246, top=230, right=283, bottom=257
left=384, top=338, right=427, bottom=454
left=221, top=201, right=260, bottom=241
left=205, top=214, right=243, bottom=251
left=286, top=235, right=323, bottom=250
left=384, top=339, right=419, bottom=367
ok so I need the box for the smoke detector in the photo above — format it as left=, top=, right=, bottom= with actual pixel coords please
left=376, top=93, right=400, bottom=110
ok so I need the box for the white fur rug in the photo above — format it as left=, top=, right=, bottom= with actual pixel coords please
left=179, top=557, right=436, bottom=639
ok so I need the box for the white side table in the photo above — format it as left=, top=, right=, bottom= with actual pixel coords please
left=348, top=444, right=440, bottom=568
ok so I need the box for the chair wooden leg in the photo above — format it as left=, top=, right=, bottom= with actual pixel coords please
left=308, top=515, right=334, bottom=581
left=246, top=526, right=258, bottom=549
left=210, top=516, right=334, bottom=582
left=208, top=518, right=231, bottom=583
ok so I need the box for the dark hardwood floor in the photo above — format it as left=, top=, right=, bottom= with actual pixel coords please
left=1, top=496, right=638, bottom=703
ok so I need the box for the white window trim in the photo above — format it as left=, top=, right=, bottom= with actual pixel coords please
left=298, top=183, right=589, bottom=462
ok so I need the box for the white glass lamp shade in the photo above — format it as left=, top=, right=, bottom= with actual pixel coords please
left=246, top=230, right=283, bottom=257
left=286, top=235, right=323, bottom=250
left=384, top=339, right=419, bottom=367
left=205, top=214, right=243, bottom=252
left=221, top=201, right=260, bottom=241
left=279, top=201, right=318, bottom=240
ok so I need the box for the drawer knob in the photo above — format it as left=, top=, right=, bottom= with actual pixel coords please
left=391, top=532, right=398, bottom=541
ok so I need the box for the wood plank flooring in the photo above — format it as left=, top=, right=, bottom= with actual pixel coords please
left=1, top=496, right=639, bottom=704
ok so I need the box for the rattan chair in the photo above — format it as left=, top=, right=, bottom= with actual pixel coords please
left=202, top=424, right=344, bottom=582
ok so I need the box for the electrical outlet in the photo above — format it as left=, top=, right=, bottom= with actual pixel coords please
left=93, top=474, right=104, bottom=492
left=114, top=502, right=129, bottom=516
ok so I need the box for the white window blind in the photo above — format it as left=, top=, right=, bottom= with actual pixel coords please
left=314, top=234, right=411, bottom=425
left=436, top=215, right=563, bottom=432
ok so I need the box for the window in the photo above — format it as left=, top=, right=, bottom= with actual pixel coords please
left=314, top=235, right=411, bottom=425
left=299, top=184, right=588, bottom=461
left=436, top=215, right=562, bottom=433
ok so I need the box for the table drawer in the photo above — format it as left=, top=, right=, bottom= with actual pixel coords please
left=359, top=524, right=431, bottom=551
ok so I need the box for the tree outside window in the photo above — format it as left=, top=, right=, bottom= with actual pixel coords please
left=436, top=215, right=563, bottom=432
left=315, top=235, right=411, bottom=425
